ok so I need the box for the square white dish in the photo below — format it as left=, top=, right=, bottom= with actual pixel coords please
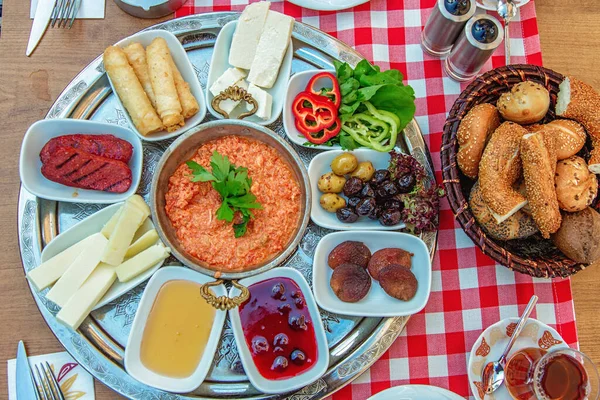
left=39, top=202, right=166, bottom=310
left=228, top=267, right=329, bottom=394
left=206, top=20, right=293, bottom=126
left=124, top=266, right=227, bottom=393
left=313, top=231, right=432, bottom=317
left=308, top=148, right=405, bottom=230
left=283, top=69, right=342, bottom=150
left=109, top=29, right=207, bottom=142
left=19, top=119, right=143, bottom=204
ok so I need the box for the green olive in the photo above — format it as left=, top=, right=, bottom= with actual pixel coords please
left=320, top=193, right=346, bottom=212
left=318, top=172, right=346, bottom=193
left=330, top=153, right=358, bottom=176
left=351, top=161, right=375, bottom=182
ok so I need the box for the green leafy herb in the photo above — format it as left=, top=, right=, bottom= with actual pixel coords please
left=301, top=129, right=359, bottom=150
left=186, top=152, right=262, bottom=238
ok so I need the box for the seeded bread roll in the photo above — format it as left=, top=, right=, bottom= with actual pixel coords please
left=457, top=104, right=501, bottom=179
left=552, top=207, right=600, bottom=264
left=555, top=156, right=598, bottom=212
left=528, top=119, right=586, bottom=160
left=479, top=122, right=529, bottom=223
left=497, top=81, right=550, bottom=124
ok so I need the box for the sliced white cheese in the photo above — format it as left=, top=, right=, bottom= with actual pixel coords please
left=100, top=206, right=123, bottom=238
left=46, top=233, right=108, bottom=307
left=124, top=229, right=159, bottom=259
left=101, top=201, right=147, bottom=266
left=229, top=1, right=271, bottom=69
left=26, top=234, right=99, bottom=291
left=127, top=194, right=151, bottom=218
left=116, top=244, right=170, bottom=283
left=132, top=218, right=155, bottom=243
left=246, top=83, right=273, bottom=120
left=57, top=263, right=117, bottom=330
left=210, top=68, right=247, bottom=96
left=247, top=11, right=293, bottom=89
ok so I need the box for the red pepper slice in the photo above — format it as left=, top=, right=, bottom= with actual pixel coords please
left=295, top=116, right=342, bottom=145
left=294, top=107, right=335, bottom=133
left=306, top=72, right=341, bottom=108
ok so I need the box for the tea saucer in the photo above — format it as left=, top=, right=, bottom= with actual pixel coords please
left=468, top=317, right=568, bottom=399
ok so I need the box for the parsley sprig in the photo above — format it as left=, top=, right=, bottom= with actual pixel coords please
left=186, top=151, right=262, bottom=238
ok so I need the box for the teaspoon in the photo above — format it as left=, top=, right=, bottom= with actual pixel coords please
left=497, top=0, right=518, bottom=65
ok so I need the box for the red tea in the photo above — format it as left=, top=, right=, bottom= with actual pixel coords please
left=538, top=353, right=588, bottom=400
left=505, top=347, right=547, bottom=400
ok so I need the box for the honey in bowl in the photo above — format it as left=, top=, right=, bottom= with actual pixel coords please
left=140, top=280, right=216, bottom=378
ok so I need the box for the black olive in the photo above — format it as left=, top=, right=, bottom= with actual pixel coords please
left=397, top=173, right=416, bottom=193
left=379, top=209, right=402, bottom=226
left=251, top=336, right=269, bottom=354
left=343, top=177, right=363, bottom=197
left=271, top=282, right=285, bottom=300
left=347, top=196, right=361, bottom=208
left=356, top=198, right=376, bottom=216
left=376, top=180, right=399, bottom=198
left=384, top=199, right=403, bottom=211
left=360, top=183, right=375, bottom=198
left=290, top=349, right=307, bottom=366
left=273, top=333, right=289, bottom=348
left=368, top=205, right=382, bottom=220
left=372, top=169, right=390, bottom=185
left=278, top=303, right=292, bottom=314
left=289, top=314, right=308, bottom=331
left=271, top=356, right=289, bottom=371
left=336, top=207, right=359, bottom=223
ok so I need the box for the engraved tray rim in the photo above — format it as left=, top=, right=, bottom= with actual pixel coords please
left=17, top=12, right=438, bottom=400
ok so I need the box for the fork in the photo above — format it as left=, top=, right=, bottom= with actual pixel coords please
left=32, top=361, right=65, bottom=400
left=50, top=0, right=82, bottom=29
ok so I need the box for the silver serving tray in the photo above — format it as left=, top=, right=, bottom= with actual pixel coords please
left=17, top=13, right=438, bottom=399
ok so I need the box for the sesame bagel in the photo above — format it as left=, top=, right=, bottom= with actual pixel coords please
left=555, top=156, right=598, bottom=212
left=528, top=119, right=586, bottom=160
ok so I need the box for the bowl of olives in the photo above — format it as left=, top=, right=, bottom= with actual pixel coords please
left=308, top=149, right=410, bottom=230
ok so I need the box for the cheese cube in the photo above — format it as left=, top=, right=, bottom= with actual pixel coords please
left=27, top=234, right=99, bottom=291
left=124, top=229, right=159, bottom=259
left=116, top=244, right=170, bottom=283
left=57, top=263, right=117, bottom=330
left=229, top=1, right=271, bottom=69
left=247, top=11, right=293, bottom=89
left=101, top=201, right=147, bottom=266
left=46, top=233, right=108, bottom=307
left=246, top=83, right=273, bottom=120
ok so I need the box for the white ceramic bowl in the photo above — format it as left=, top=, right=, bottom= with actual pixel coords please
left=124, top=266, right=227, bottom=393
left=109, top=30, right=207, bottom=142
left=228, top=267, right=329, bottom=394
left=308, top=148, right=405, bottom=230
left=283, top=69, right=342, bottom=150
left=206, top=20, right=292, bottom=126
left=312, top=231, right=432, bottom=317
left=20, top=119, right=143, bottom=204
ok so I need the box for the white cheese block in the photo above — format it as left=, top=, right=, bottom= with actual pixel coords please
left=229, top=1, right=271, bottom=69
left=26, top=234, right=98, bottom=291
left=100, top=206, right=122, bottom=238
left=210, top=68, right=247, bottom=96
left=116, top=244, right=171, bottom=283
left=127, top=194, right=151, bottom=218
left=101, top=201, right=147, bottom=266
left=247, top=11, right=293, bottom=89
left=57, top=263, right=117, bottom=330
left=46, top=233, right=108, bottom=307
left=246, top=83, right=273, bottom=120
left=124, top=229, right=159, bottom=259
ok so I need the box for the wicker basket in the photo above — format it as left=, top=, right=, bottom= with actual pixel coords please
left=441, top=64, right=592, bottom=279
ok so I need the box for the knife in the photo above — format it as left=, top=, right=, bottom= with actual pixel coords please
left=26, top=0, right=58, bottom=57
left=16, top=341, right=39, bottom=400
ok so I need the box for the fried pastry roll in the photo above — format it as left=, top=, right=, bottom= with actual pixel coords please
left=168, top=57, right=199, bottom=119
left=123, top=42, right=157, bottom=109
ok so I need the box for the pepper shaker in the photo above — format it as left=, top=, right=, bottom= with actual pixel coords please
left=421, top=0, right=477, bottom=57
left=444, top=14, right=504, bottom=82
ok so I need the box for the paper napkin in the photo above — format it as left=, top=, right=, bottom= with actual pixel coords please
left=7, top=351, right=95, bottom=400
left=30, top=0, right=105, bottom=19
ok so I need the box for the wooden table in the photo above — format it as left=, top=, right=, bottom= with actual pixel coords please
left=0, top=0, right=599, bottom=398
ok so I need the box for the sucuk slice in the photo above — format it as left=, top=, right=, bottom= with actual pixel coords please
left=40, top=134, right=133, bottom=164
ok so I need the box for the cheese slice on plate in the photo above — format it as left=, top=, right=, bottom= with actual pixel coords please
left=247, top=10, right=293, bottom=89
left=132, top=218, right=155, bottom=243
left=210, top=68, right=249, bottom=115
left=116, top=244, right=170, bottom=283
left=46, top=233, right=108, bottom=307
left=229, top=1, right=271, bottom=70
left=246, top=83, right=273, bottom=120
left=124, top=229, right=159, bottom=259
left=57, top=263, right=117, bottom=330
left=27, top=233, right=99, bottom=291
left=100, top=206, right=122, bottom=238
left=101, top=200, right=147, bottom=266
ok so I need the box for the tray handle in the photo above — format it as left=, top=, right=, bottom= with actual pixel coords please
left=200, top=279, right=249, bottom=310
left=211, top=85, right=258, bottom=120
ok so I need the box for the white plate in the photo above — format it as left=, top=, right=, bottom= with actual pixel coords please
left=40, top=202, right=166, bottom=310
left=312, top=231, right=431, bottom=317
left=206, top=20, right=292, bottom=126
left=228, top=267, right=329, bottom=394
left=283, top=69, right=342, bottom=150
left=368, top=385, right=463, bottom=400
left=124, top=267, right=227, bottom=393
left=19, top=119, right=143, bottom=204
left=476, top=0, right=530, bottom=10
left=287, top=0, right=369, bottom=11
left=109, top=30, right=207, bottom=142
left=308, top=149, right=405, bottom=230
left=467, top=317, right=568, bottom=399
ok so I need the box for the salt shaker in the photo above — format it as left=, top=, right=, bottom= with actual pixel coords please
left=444, top=14, right=504, bottom=82
left=421, top=0, right=477, bottom=57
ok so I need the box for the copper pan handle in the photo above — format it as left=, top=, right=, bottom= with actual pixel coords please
left=200, top=279, right=249, bottom=311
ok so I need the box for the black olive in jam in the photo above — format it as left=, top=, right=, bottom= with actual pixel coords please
left=271, top=283, right=285, bottom=300
left=252, top=336, right=270, bottom=354
left=290, top=349, right=307, bottom=366
left=271, top=356, right=289, bottom=371
left=289, top=314, right=308, bottom=331
left=273, top=333, right=289, bottom=349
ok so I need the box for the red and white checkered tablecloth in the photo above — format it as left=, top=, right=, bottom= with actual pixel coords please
left=176, top=1, right=578, bottom=398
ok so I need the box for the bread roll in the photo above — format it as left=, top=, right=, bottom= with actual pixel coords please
left=552, top=207, right=600, bottom=264
left=479, top=122, right=529, bottom=223
left=590, top=137, right=600, bottom=175
left=497, top=81, right=550, bottom=124
left=528, top=119, right=586, bottom=160
left=555, top=156, right=598, bottom=212
left=520, top=131, right=561, bottom=238
left=457, top=104, right=501, bottom=179
left=469, top=181, right=538, bottom=241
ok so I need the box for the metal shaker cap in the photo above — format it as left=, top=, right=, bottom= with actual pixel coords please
left=465, top=14, right=504, bottom=50
left=438, top=0, right=476, bottom=22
